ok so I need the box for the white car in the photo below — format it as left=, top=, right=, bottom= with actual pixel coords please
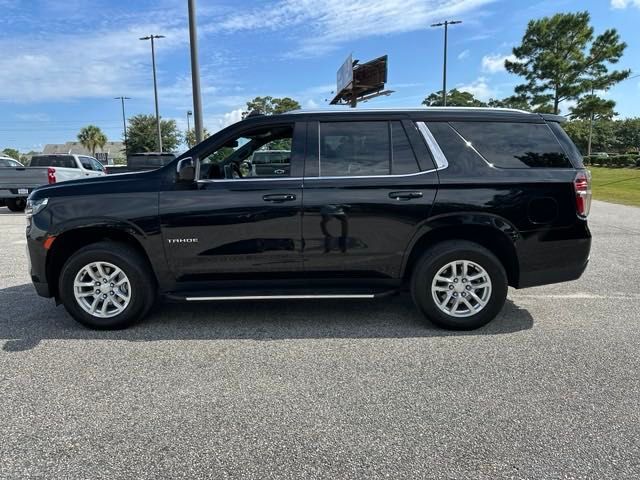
left=0, top=154, right=106, bottom=212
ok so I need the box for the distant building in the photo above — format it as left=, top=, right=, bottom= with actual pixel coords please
left=42, top=141, right=125, bottom=164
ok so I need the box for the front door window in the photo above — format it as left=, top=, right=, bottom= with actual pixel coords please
left=199, top=125, right=294, bottom=180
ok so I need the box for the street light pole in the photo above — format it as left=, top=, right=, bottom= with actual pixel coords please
left=114, top=96, right=131, bottom=157
left=139, top=34, right=165, bottom=152
left=186, top=110, right=193, bottom=148
left=188, top=0, right=204, bottom=145
left=431, top=20, right=462, bottom=107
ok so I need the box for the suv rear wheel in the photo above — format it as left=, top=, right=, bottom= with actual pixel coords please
left=58, top=242, right=155, bottom=329
left=6, top=198, right=26, bottom=212
left=411, top=240, right=507, bottom=330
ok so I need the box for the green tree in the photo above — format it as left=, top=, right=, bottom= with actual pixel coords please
left=487, top=95, right=535, bottom=111
left=77, top=125, right=107, bottom=156
left=125, top=114, right=182, bottom=153
left=422, top=89, right=486, bottom=107
left=615, top=118, right=640, bottom=153
left=242, top=96, right=301, bottom=118
left=2, top=148, right=20, bottom=161
left=570, top=94, right=616, bottom=155
left=506, top=11, right=629, bottom=114
left=185, top=127, right=210, bottom=149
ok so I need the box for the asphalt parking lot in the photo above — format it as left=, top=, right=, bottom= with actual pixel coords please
left=0, top=200, right=639, bottom=479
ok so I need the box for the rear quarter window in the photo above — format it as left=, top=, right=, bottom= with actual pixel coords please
left=547, top=122, right=585, bottom=168
left=450, top=121, right=572, bottom=168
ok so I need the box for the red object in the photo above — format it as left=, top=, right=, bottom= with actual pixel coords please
left=574, top=170, right=592, bottom=218
left=47, top=167, right=56, bottom=184
left=43, top=236, right=56, bottom=250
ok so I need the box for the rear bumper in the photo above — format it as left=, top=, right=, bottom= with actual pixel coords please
left=515, top=223, right=591, bottom=289
left=518, top=256, right=589, bottom=288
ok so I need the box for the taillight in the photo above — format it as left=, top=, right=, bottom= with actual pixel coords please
left=47, top=167, right=56, bottom=184
left=574, top=170, right=592, bottom=218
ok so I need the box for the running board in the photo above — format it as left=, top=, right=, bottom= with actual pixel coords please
left=186, top=294, right=376, bottom=301
left=165, top=289, right=398, bottom=302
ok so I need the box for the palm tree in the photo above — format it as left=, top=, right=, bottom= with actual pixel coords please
left=77, top=125, right=108, bottom=156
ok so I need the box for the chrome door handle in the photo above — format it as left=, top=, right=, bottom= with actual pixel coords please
left=389, top=191, right=423, bottom=200
left=263, top=193, right=296, bottom=202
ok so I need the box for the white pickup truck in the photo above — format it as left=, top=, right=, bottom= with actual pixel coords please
left=0, top=154, right=105, bottom=211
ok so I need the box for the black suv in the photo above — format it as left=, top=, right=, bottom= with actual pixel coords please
left=26, top=108, right=591, bottom=330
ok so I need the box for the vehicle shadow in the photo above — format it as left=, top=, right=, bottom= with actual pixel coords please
left=0, top=207, right=23, bottom=215
left=0, top=283, right=534, bottom=352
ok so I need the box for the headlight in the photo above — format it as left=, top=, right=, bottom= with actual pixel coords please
left=25, top=197, right=49, bottom=220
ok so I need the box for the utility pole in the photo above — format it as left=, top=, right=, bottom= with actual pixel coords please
left=114, top=96, right=131, bottom=157
left=188, top=0, right=204, bottom=144
left=186, top=110, right=193, bottom=147
left=139, top=34, right=165, bottom=152
left=431, top=20, right=462, bottom=107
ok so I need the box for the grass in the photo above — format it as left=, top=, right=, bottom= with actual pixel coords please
left=589, top=166, right=640, bottom=207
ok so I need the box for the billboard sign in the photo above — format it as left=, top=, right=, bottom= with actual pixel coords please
left=337, top=54, right=353, bottom=94
left=95, top=152, right=109, bottom=165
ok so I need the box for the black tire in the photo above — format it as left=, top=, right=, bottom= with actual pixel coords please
left=58, top=242, right=156, bottom=329
left=411, top=240, right=508, bottom=330
left=6, top=198, right=26, bottom=212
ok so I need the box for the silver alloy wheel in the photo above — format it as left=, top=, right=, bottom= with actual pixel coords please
left=431, top=260, right=492, bottom=318
left=73, top=261, right=131, bottom=318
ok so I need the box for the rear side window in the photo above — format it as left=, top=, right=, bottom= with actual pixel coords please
left=450, top=122, right=572, bottom=168
left=30, top=155, right=77, bottom=168
left=317, top=121, right=420, bottom=177
left=320, top=121, right=389, bottom=176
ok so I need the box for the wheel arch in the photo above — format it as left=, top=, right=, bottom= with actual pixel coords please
left=46, top=225, right=158, bottom=299
left=402, top=214, right=520, bottom=287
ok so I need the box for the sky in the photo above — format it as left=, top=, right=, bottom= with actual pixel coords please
left=0, top=0, right=639, bottom=152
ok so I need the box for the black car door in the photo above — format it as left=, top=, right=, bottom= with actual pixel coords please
left=159, top=121, right=305, bottom=283
left=301, top=118, right=439, bottom=279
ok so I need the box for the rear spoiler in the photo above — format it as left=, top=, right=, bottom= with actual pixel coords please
left=539, top=113, right=567, bottom=123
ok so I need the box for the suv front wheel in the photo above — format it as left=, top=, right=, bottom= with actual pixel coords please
left=59, top=242, right=156, bottom=329
left=411, top=240, right=508, bottom=330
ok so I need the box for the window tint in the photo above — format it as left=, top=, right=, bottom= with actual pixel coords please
left=548, top=122, right=584, bottom=168
left=320, top=122, right=389, bottom=176
left=391, top=121, right=420, bottom=174
left=30, top=155, right=77, bottom=168
left=450, top=122, right=572, bottom=168
left=426, top=122, right=485, bottom=174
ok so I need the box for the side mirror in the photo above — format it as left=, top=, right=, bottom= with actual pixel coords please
left=176, top=157, right=196, bottom=183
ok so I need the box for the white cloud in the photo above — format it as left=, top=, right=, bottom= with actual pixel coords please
left=218, top=109, right=244, bottom=130
left=0, top=22, right=191, bottom=102
left=481, top=53, right=516, bottom=73
left=218, top=0, right=496, bottom=57
left=458, top=49, right=470, bottom=60
left=458, top=77, right=496, bottom=101
left=611, top=0, right=640, bottom=8
left=305, top=99, right=320, bottom=109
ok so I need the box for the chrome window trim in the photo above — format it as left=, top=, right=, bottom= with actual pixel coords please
left=311, top=169, right=437, bottom=180
left=197, top=177, right=303, bottom=184
left=415, top=121, right=448, bottom=170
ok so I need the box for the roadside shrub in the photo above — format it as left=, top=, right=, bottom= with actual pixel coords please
left=583, top=154, right=639, bottom=168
